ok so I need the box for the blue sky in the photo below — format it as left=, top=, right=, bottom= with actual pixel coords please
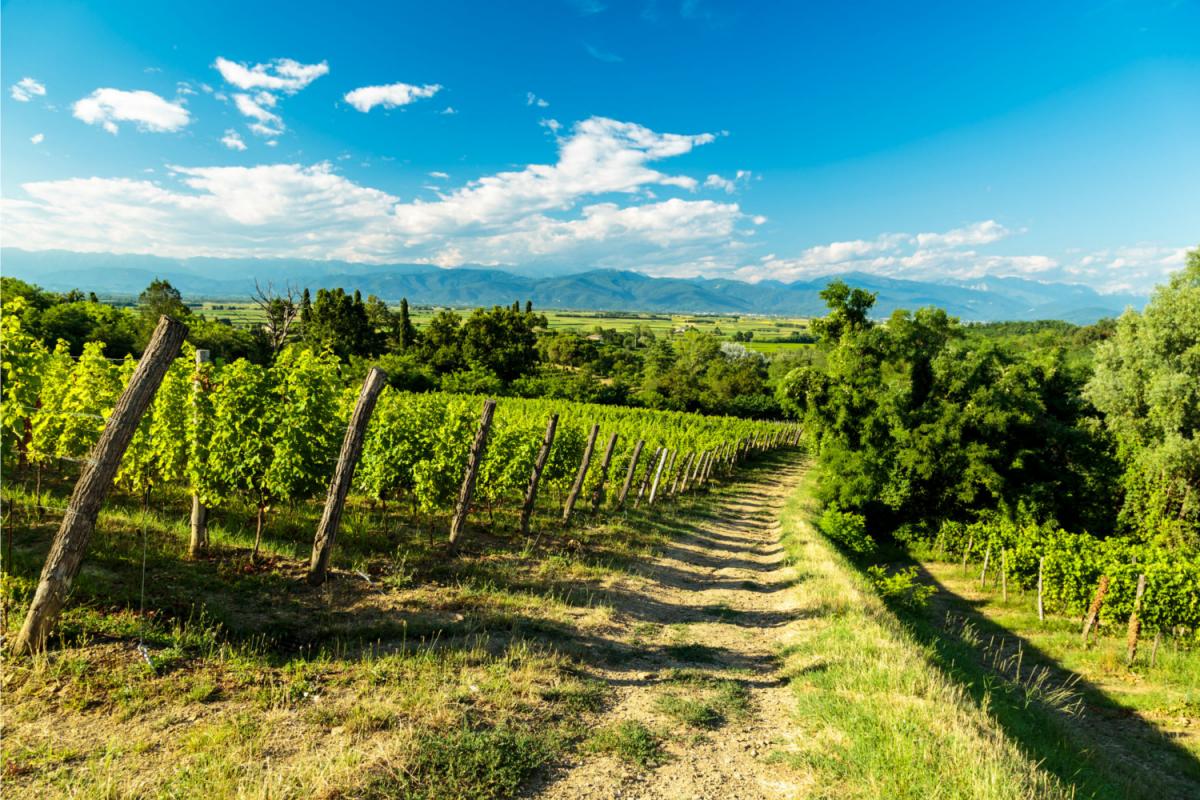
left=3, top=0, right=1198, bottom=293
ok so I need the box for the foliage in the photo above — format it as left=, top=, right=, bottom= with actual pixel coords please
left=1086, top=248, right=1200, bottom=548
left=817, top=505, right=875, bottom=556
left=866, top=565, right=935, bottom=609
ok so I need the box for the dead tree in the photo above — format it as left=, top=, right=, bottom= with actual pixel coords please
left=307, top=366, right=388, bottom=585
left=252, top=280, right=300, bottom=361
left=15, top=316, right=187, bottom=653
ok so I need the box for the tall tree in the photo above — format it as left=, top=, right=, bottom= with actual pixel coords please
left=1087, top=248, right=1200, bottom=547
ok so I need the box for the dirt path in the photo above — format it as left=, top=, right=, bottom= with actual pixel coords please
left=530, top=460, right=808, bottom=800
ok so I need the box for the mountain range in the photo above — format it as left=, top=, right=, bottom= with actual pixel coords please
left=0, top=248, right=1145, bottom=323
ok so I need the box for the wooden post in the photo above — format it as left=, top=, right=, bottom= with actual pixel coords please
left=1081, top=575, right=1110, bottom=644
left=635, top=447, right=662, bottom=505
left=961, top=536, right=973, bottom=574
left=520, top=414, right=558, bottom=536
left=1037, top=557, right=1045, bottom=622
left=1150, top=631, right=1161, bottom=667
left=619, top=441, right=648, bottom=510
left=307, top=366, right=388, bottom=585
left=447, top=398, right=497, bottom=550
left=1000, top=549, right=1008, bottom=602
left=15, top=315, right=187, bottom=653
left=1126, top=573, right=1147, bottom=664
left=686, top=449, right=705, bottom=491
left=589, top=432, right=618, bottom=513
left=562, top=423, right=600, bottom=523
left=670, top=452, right=693, bottom=496
left=615, top=439, right=645, bottom=511
left=659, top=449, right=677, bottom=497
left=188, top=348, right=211, bottom=559
left=646, top=448, right=670, bottom=505
left=978, top=544, right=991, bottom=588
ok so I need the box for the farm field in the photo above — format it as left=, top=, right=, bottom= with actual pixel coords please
left=191, top=300, right=815, bottom=349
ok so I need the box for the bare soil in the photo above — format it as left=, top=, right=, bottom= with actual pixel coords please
left=529, top=461, right=809, bottom=800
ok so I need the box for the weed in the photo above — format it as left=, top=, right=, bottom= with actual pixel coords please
left=585, top=720, right=663, bottom=767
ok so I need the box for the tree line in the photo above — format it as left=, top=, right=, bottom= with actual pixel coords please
left=1, top=277, right=786, bottom=420
left=779, top=249, right=1200, bottom=640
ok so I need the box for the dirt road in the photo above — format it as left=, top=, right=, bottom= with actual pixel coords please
left=530, top=460, right=809, bottom=800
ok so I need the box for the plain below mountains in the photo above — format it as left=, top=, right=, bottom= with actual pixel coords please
left=1, top=248, right=1145, bottom=323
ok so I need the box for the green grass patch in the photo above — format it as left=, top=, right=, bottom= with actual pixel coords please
left=585, top=720, right=663, bottom=768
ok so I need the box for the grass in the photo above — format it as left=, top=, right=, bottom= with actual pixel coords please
left=0, top=455, right=784, bottom=798
left=584, top=720, right=663, bottom=767
left=896, top=557, right=1200, bottom=799
left=776, top=471, right=1075, bottom=799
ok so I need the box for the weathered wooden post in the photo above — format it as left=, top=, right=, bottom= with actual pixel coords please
left=635, top=447, right=662, bottom=505
left=307, top=366, right=388, bottom=585
left=1126, top=573, right=1147, bottom=664
left=15, top=315, right=187, bottom=653
left=978, top=544, right=991, bottom=588
left=520, top=413, right=558, bottom=536
left=1001, top=549, right=1008, bottom=602
left=615, top=439, right=645, bottom=511
left=658, top=449, right=677, bottom=498
left=646, top=448, right=670, bottom=505
left=447, top=398, right=498, bottom=551
left=562, top=424, right=600, bottom=523
left=188, top=348, right=211, bottom=559
left=1037, top=556, right=1045, bottom=621
left=961, top=536, right=974, bottom=575
left=670, top=452, right=694, bottom=496
left=590, top=432, right=619, bottom=512
left=1081, top=575, right=1110, bottom=644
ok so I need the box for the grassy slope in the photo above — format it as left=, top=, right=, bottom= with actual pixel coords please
left=1, top=469, right=682, bottom=798
left=775, top=472, right=1073, bottom=799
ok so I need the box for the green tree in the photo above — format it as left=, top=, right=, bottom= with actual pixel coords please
left=811, top=280, right=876, bottom=343
left=1087, top=248, right=1200, bottom=547
left=461, top=305, right=544, bottom=381
left=138, top=278, right=190, bottom=322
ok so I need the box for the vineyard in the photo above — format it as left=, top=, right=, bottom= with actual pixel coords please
left=1, top=309, right=797, bottom=651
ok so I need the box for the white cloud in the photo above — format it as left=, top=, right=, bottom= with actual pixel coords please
left=344, top=82, right=441, bottom=112
left=540, top=118, right=562, bottom=134
left=440, top=106, right=458, bottom=115
left=212, top=57, right=328, bottom=94
left=215, top=57, right=327, bottom=139
left=72, top=88, right=190, bottom=134
left=526, top=92, right=549, bottom=108
left=914, top=219, right=1009, bottom=249
left=584, top=43, right=623, bottom=63
left=221, top=130, right=247, bottom=151
left=11, top=77, right=46, bottom=102
left=428, top=171, right=449, bottom=179
left=736, top=221, right=1186, bottom=293
left=232, top=93, right=283, bottom=136
left=2, top=116, right=756, bottom=273
left=30, top=133, right=44, bottom=145
left=703, top=170, right=751, bottom=194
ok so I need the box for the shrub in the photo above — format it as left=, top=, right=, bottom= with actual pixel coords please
left=866, top=565, right=935, bottom=609
left=818, top=506, right=876, bottom=556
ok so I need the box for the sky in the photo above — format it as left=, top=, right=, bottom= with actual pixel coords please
left=2, top=0, right=1198, bottom=294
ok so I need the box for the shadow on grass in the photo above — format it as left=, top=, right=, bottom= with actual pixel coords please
left=860, top=552, right=1200, bottom=800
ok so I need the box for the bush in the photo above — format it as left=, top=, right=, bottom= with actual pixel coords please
left=818, top=506, right=876, bottom=556
left=867, top=565, right=935, bottom=609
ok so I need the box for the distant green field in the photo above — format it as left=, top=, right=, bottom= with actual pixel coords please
left=194, top=301, right=812, bottom=344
